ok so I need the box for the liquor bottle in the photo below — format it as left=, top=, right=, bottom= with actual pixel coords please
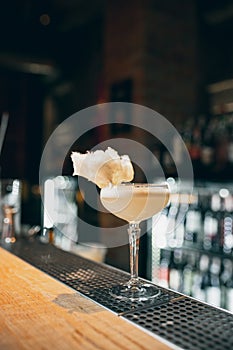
left=218, top=196, right=225, bottom=253
left=220, top=259, right=233, bottom=310
left=196, top=254, right=210, bottom=303
left=225, top=261, right=233, bottom=313
left=201, top=120, right=215, bottom=169
left=221, top=195, right=233, bottom=255
left=180, top=118, right=193, bottom=154
left=184, top=193, right=202, bottom=246
left=191, top=252, right=204, bottom=301
left=174, top=202, right=188, bottom=248
left=169, top=249, right=183, bottom=292
left=158, top=249, right=170, bottom=288
left=182, top=251, right=196, bottom=296
left=203, top=193, right=221, bottom=252
left=203, top=194, right=213, bottom=250
left=174, top=215, right=185, bottom=248
left=167, top=202, right=179, bottom=248
left=211, top=193, right=222, bottom=252
left=206, top=257, right=221, bottom=308
left=189, top=122, right=201, bottom=164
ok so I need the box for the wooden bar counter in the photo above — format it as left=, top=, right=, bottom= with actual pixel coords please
left=0, top=247, right=171, bottom=350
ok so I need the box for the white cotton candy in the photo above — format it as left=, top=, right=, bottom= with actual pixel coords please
left=71, top=147, right=134, bottom=188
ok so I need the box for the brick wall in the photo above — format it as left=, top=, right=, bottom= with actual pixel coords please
left=103, top=0, right=146, bottom=104
left=103, top=0, right=199, bottom=125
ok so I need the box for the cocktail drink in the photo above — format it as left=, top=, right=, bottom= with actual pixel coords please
left=71, top=147, right=170, bottom=300
left=100, top=182, right=170, bottom=301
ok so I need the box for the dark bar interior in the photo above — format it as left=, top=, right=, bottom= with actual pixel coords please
left=1, top=2, right=233, bottom=348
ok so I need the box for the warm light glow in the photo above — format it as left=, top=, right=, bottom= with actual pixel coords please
left=40, top=13, right=51, bottom=26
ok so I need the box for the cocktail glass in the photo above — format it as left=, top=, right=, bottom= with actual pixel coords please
left=100, top=182, right=170, bottom=301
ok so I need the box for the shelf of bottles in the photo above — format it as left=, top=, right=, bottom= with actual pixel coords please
left=148, top=181, right=233, bottom=313
left=156, top=111, right=233, bottom=183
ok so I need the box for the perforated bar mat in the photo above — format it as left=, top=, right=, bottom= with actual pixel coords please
left=3, top=239, right=233, bottom=350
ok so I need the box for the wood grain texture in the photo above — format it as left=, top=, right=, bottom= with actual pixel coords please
left=0, top=247, right=172, bottom=350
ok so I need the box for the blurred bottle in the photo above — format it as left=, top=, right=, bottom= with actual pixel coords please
left=225, top=260, right=233, bottom=313
left=158, top=249, right=170, bottom=288
left=201, top=120, right=215, bottom=169
left=220, top=195, right=233, bottom=255
left=169, top=249, right=183, bottom=292
left=182, top=251, right=196, bottom=296
left=191, top=253, right=205, bottom=301
left=198, top=254, right=210, bottom=303
left=174, top=215, right=185, bottom=248
left=174, top=201, right=189, bottom=248
left=167, top=202, right=179, bottom=248
left=184, top=194, right=202, bottom=246
left=189, top=122, right=201, bottom=162
left=220, top=259, right=233, bottom=310
left=180, top=119, right=193, bottom=153
left=206, top=257, right=221, bottom=308
left=203, top=193, right=221, bottom=252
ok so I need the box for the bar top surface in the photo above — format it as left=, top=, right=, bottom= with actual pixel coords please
left=0, top=246, right=172, bottom=350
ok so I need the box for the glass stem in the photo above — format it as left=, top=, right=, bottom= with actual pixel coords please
left=128, top=222, right=141, bottom=282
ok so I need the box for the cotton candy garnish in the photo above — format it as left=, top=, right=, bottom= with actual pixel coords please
left=71, top=147, right=134, bottom=188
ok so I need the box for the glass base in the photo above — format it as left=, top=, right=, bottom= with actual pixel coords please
left=109, top=280, right=161, bottom=301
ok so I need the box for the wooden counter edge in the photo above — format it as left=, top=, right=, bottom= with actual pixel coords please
left=0, top=247, right=173, bottom=350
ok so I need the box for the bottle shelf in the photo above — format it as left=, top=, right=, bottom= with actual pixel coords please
left=148, top=180, right=233, bottom=313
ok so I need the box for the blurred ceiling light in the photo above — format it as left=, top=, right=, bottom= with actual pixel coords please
left=0, top=53, right=58, bottom=78
left=24, top=62, right=54, bottom=75
left=208, top=79, right=233, bottom=93
left=40, top=13, right=51, bottom=26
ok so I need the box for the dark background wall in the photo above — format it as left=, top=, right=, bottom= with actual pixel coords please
left=0, top=0, right=232, bottom=181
